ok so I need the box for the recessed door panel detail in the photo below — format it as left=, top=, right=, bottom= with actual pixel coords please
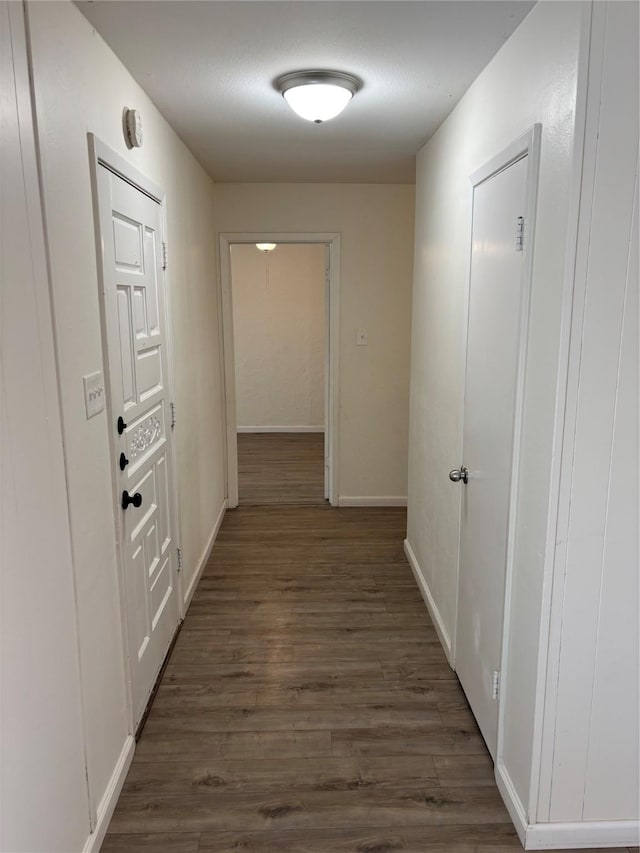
left=144, top=228, right=160, bottom=335
left=126, top=405, right=165, bottom=469
left=156, top=453, right=171, bottom=553
left=129, top=543, right=149, bottom=660
left=129, top=466, right=158, bottom=542
left=150, top=557, right=172, bottom=630
left=134, top=287, right=147, bottom=339
left=99, top=164, right=179, bottom=729
left=116, top=287, right=135, bottom=408
left=146, top=523, right=160, bottom=579
left=137, top=346, right=163, bottom=401
left=113, top=214, right=143, bottom=271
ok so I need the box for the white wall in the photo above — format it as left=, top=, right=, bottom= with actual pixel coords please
left=26, top=0, right=226, bottom=837
left=231, top=243, right=325, bottom=429
left=406, top=0, right=583, bottom=815
left=1, top=3, right=89, bottom=848
left=216, top=183, right=415, bottom=501
left=539, top=0, right=639, bottom=827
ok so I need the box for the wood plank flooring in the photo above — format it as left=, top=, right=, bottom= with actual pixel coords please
left=237, top=433, right=325, bottom=505
left=103, top=506, right=633, bottom=852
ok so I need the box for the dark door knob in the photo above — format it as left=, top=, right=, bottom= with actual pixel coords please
left=117, top=416, right=127, bottom=435
left=121, top=490, right=142, bottom=509
left=119, top=452, right=129, bottom=471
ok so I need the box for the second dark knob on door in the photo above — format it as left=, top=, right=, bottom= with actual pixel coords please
left=122, top=490, right=142, bottom=509
left=119, top=452, right=129, bottom=471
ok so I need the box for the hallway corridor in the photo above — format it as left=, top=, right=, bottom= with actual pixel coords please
left=103, top=505, right=534, bottom=852
left=237, top=433, right=326, bottom=506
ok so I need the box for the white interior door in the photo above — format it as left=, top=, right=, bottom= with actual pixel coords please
left=97, top=165, right=180, bottom=728
left=454, top=154, right=528, bottom=759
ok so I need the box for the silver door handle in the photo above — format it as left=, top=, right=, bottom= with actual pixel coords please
left=449, top=467, right=469, bottom=484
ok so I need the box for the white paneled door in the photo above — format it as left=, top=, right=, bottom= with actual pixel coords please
left=97, top=165, right=180, bottom=728
left=454, top=152, right=529, bottom=760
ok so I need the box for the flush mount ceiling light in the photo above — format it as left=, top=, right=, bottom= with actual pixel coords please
left=256, top=243, right=277, bottom=252
left=276, top=70, right=361, bottom=124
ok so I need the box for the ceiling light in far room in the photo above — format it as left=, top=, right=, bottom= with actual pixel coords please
left=256, top=243, right=277, bottom=253
left=276, top=70, right=361, bottom=123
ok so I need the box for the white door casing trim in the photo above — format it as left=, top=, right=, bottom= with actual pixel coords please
left=452, top=125, right=542, bottom=753
left=490, top=126, right=542, bottom=778
left=87, top=135, right=183, bottom=733
left=219, top=232, right=340, bottom=507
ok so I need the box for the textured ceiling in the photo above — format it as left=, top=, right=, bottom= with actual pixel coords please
left=77, top=1, right=535, bottom=183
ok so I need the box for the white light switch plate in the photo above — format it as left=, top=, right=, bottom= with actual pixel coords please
left=356, top=328, right=368, bottom=346
left=83, top=371, right=105, bottom=419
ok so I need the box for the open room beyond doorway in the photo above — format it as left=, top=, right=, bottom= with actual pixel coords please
left=220, top=234, right=340, bottom=507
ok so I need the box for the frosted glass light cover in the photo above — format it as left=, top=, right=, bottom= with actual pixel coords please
left=256, top=243, right=277, bottom=252
left=283, top=84, right=353, bottom=122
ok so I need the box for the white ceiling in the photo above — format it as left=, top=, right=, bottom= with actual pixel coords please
left=77, top=1, right=535, bottom=183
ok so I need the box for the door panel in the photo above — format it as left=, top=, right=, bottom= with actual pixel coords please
left=455, top=155, right=527, bottom=759
left=98, top=165, right=179, bottom=727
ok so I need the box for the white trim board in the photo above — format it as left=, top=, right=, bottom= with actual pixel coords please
left=495, top=761, right=529, bottom=847
left=339, top=496, right=407, bottom=507
left=403, top=539, right=452, bottom=664
left=237, top=426, right=324, bottom=433
left=183, top=499, right=228, bottom=610
left=525, top=820, right=640, bottom=849
left=82, top=735, right=134, bottom=853
left=496, top=761, right=639, bottom=849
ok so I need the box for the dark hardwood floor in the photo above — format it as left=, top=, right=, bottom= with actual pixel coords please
left=102, top=479, right=633, bottom=850
left=237, top=432, right=325, bottom=505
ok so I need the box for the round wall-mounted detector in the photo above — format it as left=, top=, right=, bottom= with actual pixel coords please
left=124, top=108, right=143, bottom=148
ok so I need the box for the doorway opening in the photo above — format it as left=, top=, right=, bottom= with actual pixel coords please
left=219, top=233, right=340, bottom=507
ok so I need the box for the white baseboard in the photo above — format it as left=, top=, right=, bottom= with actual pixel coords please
left=83, top=735, right=135, bottom=853
left=525, top=819, right=640, bottom=849
left=237, top=425, right=324, bottom=433
left=338, top=496, right=408, bottom=507
left=182, top=499, right=228, bottom=610
left=403, top=538, right=452, bottom=663
left=495, top=760, right=639, bottom=849
left=495, top=760, right=528, bottom=847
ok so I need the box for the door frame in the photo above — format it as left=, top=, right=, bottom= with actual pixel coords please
left=219, top=232, right=341, bottom=507
left=453, top=125, right=541, bottom=751
left=87, top=134, right=184, bottom=730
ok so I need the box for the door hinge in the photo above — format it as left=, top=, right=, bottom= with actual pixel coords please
left=176, top=547, right=183, bottom=572
left=170, top=401, right=176, bottom=430
left=492, top=670, right=501, bottom=700
left=162, top=241, right=168, bottom=270
left=515, top=216, right=524, bottom=252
